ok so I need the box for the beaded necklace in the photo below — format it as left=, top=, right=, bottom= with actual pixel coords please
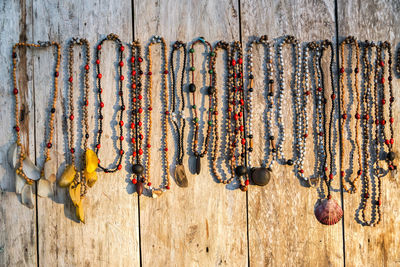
left=296, top=42, right=321, bottom=186
left=144, top=36, right=170, bottom=198
left=11, top=41, right=60, bottom=208
left=275, top=36, right=302, bottom=166
left=230, top=41, right=249, bottom=191
left=170, top=41, right=188, bottom=187
left=246, top=35, right=273, bottom=186
left=339, top=36, right=362, bottom=194
left=210, top=41, right=236, bottom=184
left=188, top=37, right=215, bottom=175
left=129, top=40, right=145, bottom=195
left=314, top=40, right=343, bottom=226
left=95, top=33, right=125, bottom=173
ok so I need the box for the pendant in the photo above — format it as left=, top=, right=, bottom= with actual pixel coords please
left=37, top=178, right=53, bottom=198
left=21, top=184, right=34, bottom=209
left=151, top=189, right=163, bottom=198
left=195, top=155, right=201, bottom=175
left=314, top=197, right=343, bottom=225
left=250, top=167, right=271, bottom=186
left=136, top=179, right=144, bottom=196
left=175, top=164, right=188, bottom=187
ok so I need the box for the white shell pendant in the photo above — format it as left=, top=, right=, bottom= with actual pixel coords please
left=37, top=178, right=53, bottom=198
left=15, top=172, right=26, bottom=195
left=21, top=184, right=34, bottom=209
left=7, top=142, right=18, bottom=169
left=22, top=157, right=41, bottom=181
left=44, top=158, right=57, bottom=183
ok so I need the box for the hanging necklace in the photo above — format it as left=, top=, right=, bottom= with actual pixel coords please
left=296, top=41, right=321, bottom=186
left=188, top=37, right=215, bottom=175
left=94, top=33, right=125, bottom=173
left=128, top=40, right=145, bottom=195
left=210, top=41, right=237, bottom=184
left=11, top=41, right=61, bottom=208
left=379, top=41, right=396, bottom=172
left=246, top=35, right=273, bottom=186
left=58, top=38, right=98, bottom=223
left=144, top=35, right=170, bottom=198
left=339, top=36, right=362, bottom=194
left=314, top=40, right=343, bottom=226
left=170, top=40, right=188, bottom=187
left=275, top=36, right=302, bottom=166
left=230, top=41, right=249, bottom=191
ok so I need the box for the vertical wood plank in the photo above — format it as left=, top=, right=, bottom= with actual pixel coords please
left=0, top=0, right=37, bottom=266
left=337, top=1, right=400, bottom=266
left=134, top=0, right=248, bottom=266
left=32, top=0, right=140, bottom=266
left=240, top=0, right=344, bottom=266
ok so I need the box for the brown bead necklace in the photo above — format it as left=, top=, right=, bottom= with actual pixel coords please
left=188, top=37, right=215, bottom=175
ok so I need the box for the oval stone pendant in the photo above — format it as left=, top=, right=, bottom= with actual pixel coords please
left=195, top=155, right=201, bottom=175
left=136, top=180, right=144, bottom=196
left=250, top=167, right=271, bottom=186
left=175, top=164, right=188, bottom=187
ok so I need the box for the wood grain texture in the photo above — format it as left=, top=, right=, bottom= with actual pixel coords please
left=338, top=1, right=400, bottom=266
left=0, top=0, right=38, bottom=266
left=134, top=0, right=248, bottom=266
left=240, top=0, right=344, bottom=266
left=31, top=0, right=139, bottom=266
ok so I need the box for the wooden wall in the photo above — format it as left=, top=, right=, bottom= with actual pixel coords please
left=0, top=0, right=399, bottom=266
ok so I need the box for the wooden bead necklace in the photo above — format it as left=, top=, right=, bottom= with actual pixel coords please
left=188, top=37, right=215, bottom=175
left=230, top=41, right=249, bottom=191
left=95, top=33, right=125, bottom=173
left=144, top=35, right=170, bottom=198
left=129, top=40, right=145, bottom=195
left=246, top=35, right=273, bottom=186
left=12, top=41, right=61, bottom=181
left=210, top=41, right=236, bottom=184
left=11, top=41, right=61, bottom=208
left=339, top=36, right=362, bottom=194
left=275, top=36, right=302, bottom=166
left=296, top=42, right=321, bottom=186
left=314, top=40, right=343, bottom=226
left=170, top=40, right=188, bottom=187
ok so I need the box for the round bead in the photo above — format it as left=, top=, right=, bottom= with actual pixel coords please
left=235, top=165, right=247, bottom=176
left=132, top=164, right=144, bottom=175
left=189, top=83, right=196, bottom=93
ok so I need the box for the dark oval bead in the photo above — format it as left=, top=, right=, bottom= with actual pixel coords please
left=387, top=151, right=396, bottom=161
left=269, top=79, right=274, bottom=84
left=249, top=74, right=254, bottom=79
left=269, top=136, right=274, bottom=140
left=272, top=148, right=277, bottom=153
left=248, top=147, right=253, bottom=152
left=235, top=165, right=247, bottom=176
left=207, top=86, right=215, bottom=95
left=268, top=91, right=273, bottom=96
left=51, top=108, right=56, bottom=113
left=189, top=83, right=196, bottom=93
left=286, top=159, right=294, bottom=166
left=248, top=134, right=253, bottom=139
left=248, top=88, right=253, bottom=92
left=132, top=164, right=144, bottom=175
left=85, top=133, right=89, bottom=139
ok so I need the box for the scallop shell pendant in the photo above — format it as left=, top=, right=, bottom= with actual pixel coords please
left=21, top=184, right=34, bottom=209
left=314, top=197, right=343, bottom=225
left=37, top=178, right=53, bottom=198
left=22, top=157, right=41, bottom=181
left=7, top=142, right=18, bottom=169
left=175, top=164, right=188, bottom=188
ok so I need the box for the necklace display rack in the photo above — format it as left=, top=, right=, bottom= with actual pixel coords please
left=10, top=41, right=61, bottom=208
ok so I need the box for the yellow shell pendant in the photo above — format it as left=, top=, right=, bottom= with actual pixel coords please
left=85, top=149, right=98, bottom=173
left=58, top=165, right=76, bottom=187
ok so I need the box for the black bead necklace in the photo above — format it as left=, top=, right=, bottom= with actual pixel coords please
left=95, top=33, right=125, bottom=173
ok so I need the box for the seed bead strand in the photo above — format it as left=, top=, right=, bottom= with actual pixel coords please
left=129, top=40, right=144, bottom=185
left=380, top=41, right=396, bottom=170
left=12, top=41, right=61, bottom=184
left=144, top=36, right=170, bottom=192
left=68, top=38, right=91, bottom=196
left=246, top=35, right=276, bottom=169
left=276, top=36, right=301, bottom=166
left=339, top=36, right=362, bottom=194
left=95, top=33, right=125, bottom=173
left=188, top=38, right=215, bottom=160
left=170, top=41, right=187, bottom=165
left=211, top=41, right=236, bottom=184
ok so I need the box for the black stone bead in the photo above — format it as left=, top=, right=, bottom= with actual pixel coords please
left=387, top=151, right=396, bottom=161
left=235, top=165, right=247, bottom=176
left=248, top=88, right=253, bottom=92
left=272, top=148, right=277, bottom=153
left=51, top=108, right=56, bottom=113
left=286, top=159, right=294, bottom=166
left=269, top=79, right=274, bottom=84
left=248, top=147, right=253, bottom=152
left=132, top=164, right=144, bottom=175
left=139, top=70, right=143, bottom=75
left=189, top=83, right=196, bottom=93
left=85, top=133, right=89, bottom=139
left=269, top=136, right=274, bottom=140
left=207, top=86, right=215, bottom=95
left=121, top=105, right=125, bottom=110
left=248, top=134, right=253, bottom=139
left=249, top=74, right=254, bottom=79
left=137, top=82, right=142, bottom=87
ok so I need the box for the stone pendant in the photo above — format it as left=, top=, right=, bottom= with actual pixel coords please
left=175, top=164, right=188, bottom=187
left=195, top=155, right=201, bottom=175
left=250, top=167, right=271, bottom=186
left=136, top=179, right=144, bottom=196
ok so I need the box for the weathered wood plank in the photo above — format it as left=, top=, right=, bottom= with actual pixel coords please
left=337, top=1, right=400, bottom=266
left=32, top=0, right=139, bottom=266
left=134, top=0, right=248, bottom=266
left=240, top=0, right=344, bottom=266
left=0, top=0, right=37, bottom=266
